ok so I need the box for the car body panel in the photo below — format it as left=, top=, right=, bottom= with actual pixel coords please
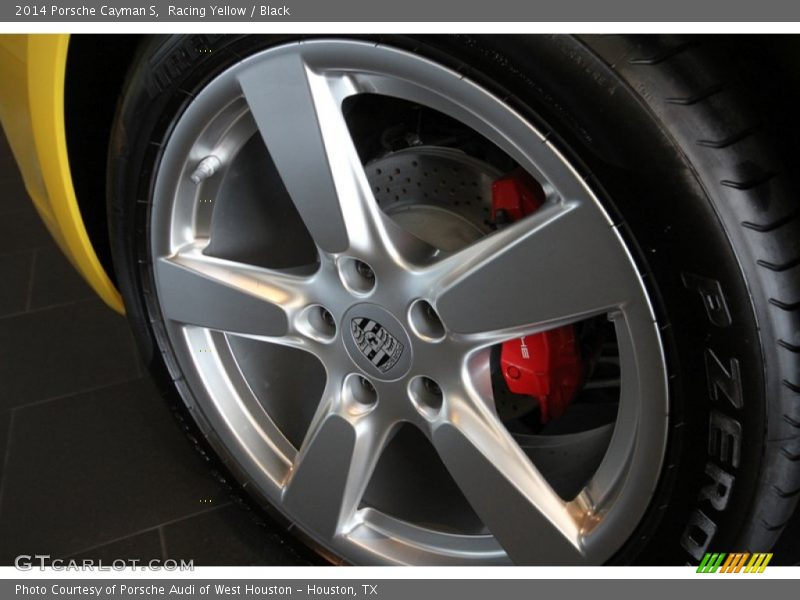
left=0, top=33, right=123, bottom=313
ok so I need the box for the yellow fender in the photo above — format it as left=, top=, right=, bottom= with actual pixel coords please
left=0, top=34, right=123, bottom=313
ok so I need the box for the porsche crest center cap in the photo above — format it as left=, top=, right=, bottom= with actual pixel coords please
left=342, top=304, right=412, bottom=379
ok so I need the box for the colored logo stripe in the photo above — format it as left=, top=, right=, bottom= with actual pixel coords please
left=697, top=553, right=726, bottom=573
left=745, top=553, right=773, bottom=573
left=697, top=552, right=773, bottom=573
left=720, top=553, right=748, bottom=573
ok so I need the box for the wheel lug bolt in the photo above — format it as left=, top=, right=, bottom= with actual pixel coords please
left=359, top=377, right=375, bottom=394
left=423, top=378, right=442, bottom=397
left=339, top=258, right=377, bottom=294
left=409, top=299, right=445, bottom=342
left=409, top=376, right=444, bottom=420
left=355, top=260, right=375, bottom=280
left=302, top=305, right=336, bottom=340
left=345, top=374, right=378, bottom=411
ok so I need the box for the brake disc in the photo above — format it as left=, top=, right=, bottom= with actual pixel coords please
left=366, top=146, right=500, bottom=251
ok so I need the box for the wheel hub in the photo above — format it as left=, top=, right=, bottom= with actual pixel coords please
left=342, top=303, right=413, bottom=379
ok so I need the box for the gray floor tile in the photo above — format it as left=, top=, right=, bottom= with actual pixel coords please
left=163, top=504, right=312, bottom=566
left=0, top=168, right=29, bottom=215
left=69, top=530, right=163, bottom=562
left=0, top=299, right=140, bottom=411
left=0, top=377, right=228, bottom=561
left=29, top=245, right=95, bottom=310
left=0, top=252, right=33, bottom=317
left=0, top=411, right=10, bottom=494
left=0, top=204, right=54, bottom=254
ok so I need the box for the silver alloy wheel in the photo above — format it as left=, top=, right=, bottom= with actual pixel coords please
left=150, top=39, right=669, bottom=565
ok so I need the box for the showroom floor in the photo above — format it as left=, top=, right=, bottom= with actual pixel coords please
left=0, top=133, right=309, bottom=566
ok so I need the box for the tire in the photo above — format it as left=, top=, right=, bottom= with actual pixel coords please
left=107, top=34, right=800, bottom=565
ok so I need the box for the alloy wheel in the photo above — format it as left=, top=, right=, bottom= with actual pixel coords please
left=149, top=39, right=669, bottom=565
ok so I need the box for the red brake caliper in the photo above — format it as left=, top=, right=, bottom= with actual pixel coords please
left=492, top=169, right=584, bottom=423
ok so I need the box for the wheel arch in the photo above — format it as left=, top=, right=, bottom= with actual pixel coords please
left=64, top=33, right=143, bottom=304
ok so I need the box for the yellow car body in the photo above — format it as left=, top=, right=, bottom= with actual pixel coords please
left=0, top=34, right=122, bottom=313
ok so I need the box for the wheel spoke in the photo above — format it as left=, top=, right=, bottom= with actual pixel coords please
left=432, top=201, right=642, bottom=338
left=238, top=52, right=398, bottom=258
left=282, top=385, right=392, bottom=538
left=432, top=387, right=588, bottom=564
left=155, top=244, right=311, bottom=337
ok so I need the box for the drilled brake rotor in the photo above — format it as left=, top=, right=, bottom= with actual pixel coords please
left=366, top=146, right=499, bottom=251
